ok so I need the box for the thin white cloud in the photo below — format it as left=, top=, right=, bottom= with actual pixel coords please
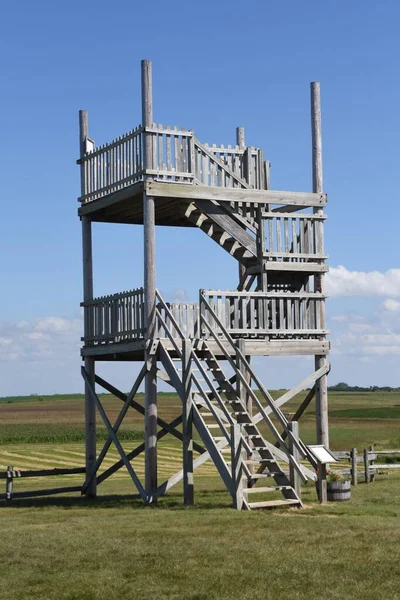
left=0, top=316, right=81, bottom=363
left=383, top=298, right=400, bottom=312
left=326, top=266, right=400, bottom=297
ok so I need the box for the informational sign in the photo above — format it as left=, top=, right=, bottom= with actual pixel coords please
left=307, top=445, right=338, bottom=464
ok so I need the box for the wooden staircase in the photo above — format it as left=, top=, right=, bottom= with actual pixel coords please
left=184, top=199, right=258, bottom=266
left=156, top=291, right=319, bottom=510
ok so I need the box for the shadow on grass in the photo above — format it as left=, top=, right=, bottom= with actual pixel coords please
left=1, top=489, right=232, bottom=511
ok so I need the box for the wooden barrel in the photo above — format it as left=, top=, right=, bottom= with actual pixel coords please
left=327, top=480, right=351, bottom=501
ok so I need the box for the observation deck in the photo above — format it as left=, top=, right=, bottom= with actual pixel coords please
left=78, top=121, right=329, bottom=361
left=81, top=288, right=329, bottom=360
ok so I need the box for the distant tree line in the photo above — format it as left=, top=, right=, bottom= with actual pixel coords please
left=328, top=382, right=400, bottom=392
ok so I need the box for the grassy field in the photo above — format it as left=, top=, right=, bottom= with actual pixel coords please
left=0, top=390, right=399, bottom=599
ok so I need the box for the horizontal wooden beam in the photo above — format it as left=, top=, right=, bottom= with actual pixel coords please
left=145, top=180, right=327, bottom=207
left=0, top=486, right=83, bottom=501
left=0, top=467, right=85, bottom=480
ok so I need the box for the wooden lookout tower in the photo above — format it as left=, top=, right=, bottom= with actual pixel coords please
left=78, top=60, right=331, bottom=509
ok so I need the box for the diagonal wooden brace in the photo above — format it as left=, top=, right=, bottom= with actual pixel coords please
left=81, top=366, right=147, bottom=502
left=94, top=374, right=206, bottom=455
left=83, top=365, right=147, bottom=493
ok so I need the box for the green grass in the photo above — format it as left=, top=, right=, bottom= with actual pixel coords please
left=1, top=476, right=400, bottom=600
left=0, top=424, right=144, bottom=445
left=1, top=390, right=400, bottom=599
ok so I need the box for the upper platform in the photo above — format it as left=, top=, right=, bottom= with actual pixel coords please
left=77, top=123, right=326, bottom=226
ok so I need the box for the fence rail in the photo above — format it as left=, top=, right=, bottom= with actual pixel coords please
left=82, top=288, right=145, bottom=346
left=262, top=211, right=326, bottom=261
left=78, top=124, right=267, bottom=204
left=332, top=446, right=400, bottom=485
left=1, top=466, right=85, bottom=502
left=200, top=290, right=326, bottom=336
left=82, top=288, right=327, bottom=347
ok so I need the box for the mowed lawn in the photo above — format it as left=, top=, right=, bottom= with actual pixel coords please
left=0, top=390, right=400, bottom=599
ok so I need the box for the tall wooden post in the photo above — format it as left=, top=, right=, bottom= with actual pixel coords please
left=142, top=60, right=158, bottom=498
left=80, top=110, right=97, bottom=498
left=236, top=127, right=247, bottom=286
left=236, top=339, right=252, bottom=473
left=311, top=82, right=328, bottom=503
left=288, top=421, right=301, bottom=499
left=182, top=340, right=194, bottom=505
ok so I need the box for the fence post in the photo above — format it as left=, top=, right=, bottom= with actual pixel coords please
left=363, top=448, right=370, bottom=483
left=6, top=466, right=13, bottom=501
left=369, top=444, right=375, bottom=482
left=351, top=447, right=357, bottom=486
left=288, top=421, right=301, bottom=500
left=231, top=424, right=245, bottom=510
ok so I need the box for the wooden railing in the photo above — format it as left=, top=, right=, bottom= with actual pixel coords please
left=81, top=288, right=326, bottom=347
left=82, top=288, right=145, bottom=346
left=262, top=211, right=327, bottom=261
left=156, top=302, right=200, bottom=339
left=78, top=124, right=267, bottom=204
left=79, top=126, right=144, bottom=203
left=200, top=290, right=326, bottom=336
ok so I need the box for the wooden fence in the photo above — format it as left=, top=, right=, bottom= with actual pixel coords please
left=81, top=288, right=327, bottom=347
left=262, top=211, right=326, bottom=261
left=82, top=288, right=145, bottom=347
left=332, top=447, right=400, bottom=485
left=0, top=466, right=85, bottom=502
left=200, top=290, right=327, bottom=337
left=78, top=123, right=267, bottom=204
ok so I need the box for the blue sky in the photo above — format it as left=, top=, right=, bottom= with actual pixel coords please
left=0, top=0, right=399, bottom=395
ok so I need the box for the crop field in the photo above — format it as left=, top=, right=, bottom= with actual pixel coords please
left=0, top=390, right=399, bottom=599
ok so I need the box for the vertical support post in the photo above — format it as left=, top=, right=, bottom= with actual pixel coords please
left=351, top=447, right=358, bottom=486
left=369, top=444, right=375, bottom=482
left=182, top=340, right=194, bottom=505
left=236, top=127, right=247, bottom=286
left=82, top=216, right=96, bottom=498
left=236, top=126, right=245, bottom=150
left=364, top=448, right=370, bottom=484
left=231, top=423, right=245, bottom=510
left=236, top=340, right=252, bottom=473
left=288, top=422, right=301, bottom=499
left=80, top=112, right=96, bottom=498
left=6, top=466, right=13, bottom=501
left=311, top=81, right=328, bottom=504
left=142, top=59, right=158, bottom=497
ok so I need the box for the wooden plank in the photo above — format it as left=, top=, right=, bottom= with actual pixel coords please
left=183, top=340, right=194, bottom=505
left=142, top=61, right=158, bottom=499
left=351, top=448, right=357, bottom=486
left=145, top=180, right=327, bottom=207
left=288, top=421, right=301, bottom=499
left=0, top=467, right=85, bottom=480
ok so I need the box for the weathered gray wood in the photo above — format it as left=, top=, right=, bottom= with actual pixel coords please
left=183, top=340, right=194, bottom=505
left=288, top=422, right=301, bottom=499
left=369, top=444, right=375, bottom=482
left=142, top=61, right=158, bottom=497
left=5, top=466, right=13, bottom=501
left=145, top=180, right=327, bottom=207
left=236, top=127, right=245, bottom=150
left=351, top=447, right=358, bottom=486
left=81, top=214, right=96, bottom=498
left=311, top=82, right=329, bottom=467
left=364, top=448, right=370, bottom=483
left=1, top=486, right=83, bottom=501
left=81, top=366, right=147, bottom=501
left=231, top=424, right=245, bottom=510
left=82, top=366, right=147, bottom=493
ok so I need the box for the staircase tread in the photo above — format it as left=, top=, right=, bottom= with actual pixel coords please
left=243, top=486, right=292, bottom=494
left=248, top=499, right=300, bottom=509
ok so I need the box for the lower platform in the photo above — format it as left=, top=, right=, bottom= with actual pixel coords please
left=82, top=337, right=329, bottom=361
